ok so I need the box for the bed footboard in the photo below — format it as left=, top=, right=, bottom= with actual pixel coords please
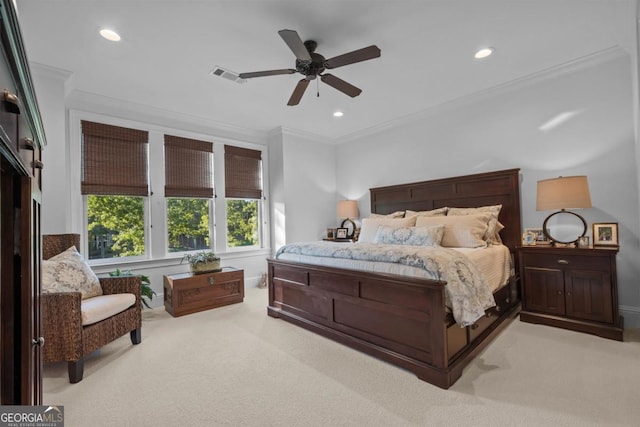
left=267, top=258, right=519, bottom=389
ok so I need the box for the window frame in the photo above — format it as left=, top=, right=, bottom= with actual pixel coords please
left=68, top=110, right=270, bottom=267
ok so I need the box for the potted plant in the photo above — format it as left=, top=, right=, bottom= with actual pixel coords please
left=108, top=268, right=156, bottom=309
left=182, top=251, right=221, bottom=274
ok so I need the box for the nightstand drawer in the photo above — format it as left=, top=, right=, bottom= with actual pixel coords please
left=520, top=252, right=610, bottom=272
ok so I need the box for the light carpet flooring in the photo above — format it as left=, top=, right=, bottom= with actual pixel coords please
left=43, top=286, right=640, bottom=427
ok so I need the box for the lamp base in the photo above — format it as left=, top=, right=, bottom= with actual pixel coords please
left=542, top=209, right=587, bottom=246
left=551, top=242, right=576, bottom=248
left=340, top=218, right=356, bottom=239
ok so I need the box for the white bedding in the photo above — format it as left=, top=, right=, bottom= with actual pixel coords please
left=275, top=241, right=513, bottom=326
left=276, top=244, right=512, bottom=292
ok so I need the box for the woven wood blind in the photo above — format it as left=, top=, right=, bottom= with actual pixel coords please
left=81, top=121, right=149, bottom=196
left=224, top=145, right=262, bottom=199
left=164, top=135, right=214, bottom=198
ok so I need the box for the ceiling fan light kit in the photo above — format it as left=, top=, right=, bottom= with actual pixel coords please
left=239, top=29, right=381, bottom=106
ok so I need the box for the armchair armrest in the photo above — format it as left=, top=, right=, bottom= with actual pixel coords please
left=41, top=292, right=83, bottom=361
left=99, top=276, right=142, bottom=308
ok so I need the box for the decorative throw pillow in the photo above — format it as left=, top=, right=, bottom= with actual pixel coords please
left=404, top=207, right=448, bottom=217
left=447, top=205, right=503, bottom=244
left=374, top=225, right=444, bottom=247
left=42, top=246, right=103, bottom=299
left=357, top=216, right=417, bottom=244
left=415, top=213, right=491, bottom=248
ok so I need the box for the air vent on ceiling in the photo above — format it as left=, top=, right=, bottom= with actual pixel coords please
left=209, top=66, right=247, bottom=84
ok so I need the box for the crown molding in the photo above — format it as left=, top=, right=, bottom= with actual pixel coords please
left=66, top=89, right=270, bottom=144
left=30, top=61, right=73, bottom=81
left=277, top=126, right=336, bottom=145
left=336, top=45, right=629, bottom=144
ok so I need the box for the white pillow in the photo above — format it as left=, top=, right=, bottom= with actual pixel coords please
left=404, top=207, right=448, bottom=217
left=374, top=225, right=444, bottom=247
left=357, top=216, right=416, bottom=244
left=42, top=246, right=103, bottom=299
left=415, top=213, right=491, bottom=248
left=447, top=205, right=502, bottom=244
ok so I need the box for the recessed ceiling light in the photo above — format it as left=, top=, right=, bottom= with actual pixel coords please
left=474, top=47, right=494, bottom=59
left=333, top=111, right=344, bottom=118
left=100, top=28, right=121, bottom=42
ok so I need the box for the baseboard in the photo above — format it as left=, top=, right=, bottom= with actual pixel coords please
left=620, top=305, right=640, bottom=328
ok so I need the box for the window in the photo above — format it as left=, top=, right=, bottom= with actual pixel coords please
left=81, top=121, right=149, bottom=260
left=164, top=135, right=214, bottom=253
left=87, top=195, right=145, bottom=259
left=224, top=145, right=262, bottom=249
left=166, top=198, right=210, bottom=252
left=226, top=199, right=259, bottom=248
left=76, top=115, right=268, bottom=261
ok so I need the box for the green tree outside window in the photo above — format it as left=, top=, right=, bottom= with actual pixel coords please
left=227, top=199, right=259, bottom=247
left=167, top=198, right=210, bottom=252
left=87, top=195, right=145, bottom=259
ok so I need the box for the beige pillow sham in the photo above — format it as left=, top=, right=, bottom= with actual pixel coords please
left=415, top=213, right=491, bottom=248
left=404, top=207, right=448, bottom=218
left=447, top=205, right=503, bottom=244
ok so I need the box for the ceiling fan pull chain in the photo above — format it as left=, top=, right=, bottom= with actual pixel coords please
left=317, top=78, right=320, bottom=97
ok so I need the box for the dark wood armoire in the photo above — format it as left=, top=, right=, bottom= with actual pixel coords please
left=0, top=0, right=47, bottom=405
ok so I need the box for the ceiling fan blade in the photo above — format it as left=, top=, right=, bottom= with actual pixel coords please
left=320, top=74, right=362, bottom=97
left=324, top=45, right=381, bottom=69
left=278, top=29, right=312, bottom=62
left=287, top=79, right=310, bottom=106
left=238, top=69, right=296, bottom=79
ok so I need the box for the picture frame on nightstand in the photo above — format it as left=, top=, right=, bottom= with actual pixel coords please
left=336, top=228, right=348, bottom=239
left=525, top=228, right=551, bottom=245
left=522, top=229, right=536, bottom=246
left=593, top=223, right=619, bottom=247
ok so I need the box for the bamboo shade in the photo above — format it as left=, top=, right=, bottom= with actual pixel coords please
left=164, top=135, right=214, bottom=198
left=81, top=121, right=149, bottom=196
left=224, top=145, right=262, bottom=199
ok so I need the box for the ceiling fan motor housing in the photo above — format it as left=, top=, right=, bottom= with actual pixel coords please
left=296, top=42, right=325, bottom=79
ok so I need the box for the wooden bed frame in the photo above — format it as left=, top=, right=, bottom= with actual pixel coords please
left=267, top=169, right=522, bottom=389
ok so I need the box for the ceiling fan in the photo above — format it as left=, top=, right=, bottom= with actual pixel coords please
left=239, top=29, right=381, bottom=106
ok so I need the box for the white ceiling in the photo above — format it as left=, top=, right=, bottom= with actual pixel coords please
left=15, top=0, right=634, bottom=141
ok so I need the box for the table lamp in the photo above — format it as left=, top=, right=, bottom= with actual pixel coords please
left=336, top=200, right=359, bottom=239
left=536, top=175, right=592, bottom=246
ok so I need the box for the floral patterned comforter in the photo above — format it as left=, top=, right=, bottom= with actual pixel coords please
left=275, top=241, right=496, bottom=327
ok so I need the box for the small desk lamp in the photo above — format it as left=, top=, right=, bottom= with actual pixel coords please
left=536, top=175, right=592, bottom=246
left=337, top=200, right=359, bottom=239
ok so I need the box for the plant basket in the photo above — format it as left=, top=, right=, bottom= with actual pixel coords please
left=190, top=258, right=221, bottom=275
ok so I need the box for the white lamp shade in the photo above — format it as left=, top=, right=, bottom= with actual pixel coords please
left=536, top=176, right=592, bottom=211
left=337, top=200, right=359, bottom=219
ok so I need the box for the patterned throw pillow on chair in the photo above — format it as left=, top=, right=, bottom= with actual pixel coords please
left=42, top=246, right=103, bottom=299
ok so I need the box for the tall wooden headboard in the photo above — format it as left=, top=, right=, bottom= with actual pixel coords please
left=370, top=168, right=522, bottom=252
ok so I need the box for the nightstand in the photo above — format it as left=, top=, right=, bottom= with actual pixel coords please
left=518, top=246, right=623, bottom=341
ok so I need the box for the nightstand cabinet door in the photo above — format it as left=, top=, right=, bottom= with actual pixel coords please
left=523, top=267, right=564, bottom=315
left=565, top=270, right=613, bottom=323
left=518, top=246, right=623, bottom=341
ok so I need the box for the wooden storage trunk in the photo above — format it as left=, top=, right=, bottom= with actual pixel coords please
left=164, top=267, right=244, bottom=317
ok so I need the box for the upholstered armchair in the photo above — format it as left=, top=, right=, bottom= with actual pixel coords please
left=41, top=234, right=142, bottom=383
